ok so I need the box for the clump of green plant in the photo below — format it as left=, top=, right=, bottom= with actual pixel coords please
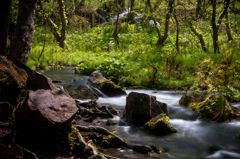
left=236, top=131, right=240, bottom=139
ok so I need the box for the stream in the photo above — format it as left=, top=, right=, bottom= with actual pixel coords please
left=44, top=68, right=240, bottom=159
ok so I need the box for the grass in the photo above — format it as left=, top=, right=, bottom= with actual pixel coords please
left=28, top=22, right=240, bottom=90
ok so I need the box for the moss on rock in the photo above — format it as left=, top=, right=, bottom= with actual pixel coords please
left=180, top=93, right=239, bottom=122
left=143, top=113, right=177, bottom=136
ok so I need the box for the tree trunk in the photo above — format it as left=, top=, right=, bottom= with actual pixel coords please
left=0, top=0, right=12, bottom=56
left=225, top=12, right=233, bottom=41
left=211, top=0, right=230, bottom=54
left=38, top=0, right=67, bottom=49
left=173, top=11, right=179, bottom=53
left=8, top=0, right=37, bottom=64
left=119, top=0, right=125, bottom=8
left=113, top=0, right=121, bottom=46
left=57, top=0, right=67, bottom=48
left=156, top=0, right=175, bottom=46
left=161, top=0, right=175, bottom=45
left=196, top=0, right=201, bottom=16
left=129, top=0, right=135, bottom=24
left=189, top=21, right=207, bottom=52
left=211, top=0, right=218, bottom=54
left=80, top=0, right=85, bottom=7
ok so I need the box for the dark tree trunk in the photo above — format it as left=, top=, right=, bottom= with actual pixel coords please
left=211, top=0, right=218, bottom=54
left=112, top=8, right=121, bottom=46
left=225, top=12, right=233, bottom=41
left=189, top=21, right=207, bottom=52
left=38, top=0, right=67, bottom=49
left=119, top=0, right=125, bottom=8
left=0, top=0, right=12, bottom=56
left=80, top=0, right=85, bottom=7
left=174, top=11, right=179, bottom=53
left=196, top=0, right=202, bottom=16
left=211, top=0, right=230, bottom=53
left=8, top=0, right=37, bottom=64
left=156, top=0, right=175, bottom=46
left=146, top=0, right=162, bottom=46
left=129, top=0, right=135, bottom=24
left=57, top=0, right=67, bottom=48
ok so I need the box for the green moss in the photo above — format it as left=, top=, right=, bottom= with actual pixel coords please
left=189, top=95, right=235, bottom=122
left=0, top=73, right=8, bottom=83
left=147, top=113, right=168, bottom=130
left=236, top=131, right=240, bottom=139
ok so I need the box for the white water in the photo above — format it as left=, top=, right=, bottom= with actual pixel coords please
left=44, top=69, right=240, bottom=158
left=97, top=89, right=240, bottom=158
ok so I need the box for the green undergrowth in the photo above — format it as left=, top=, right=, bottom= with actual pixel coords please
left=28, top=23, right=240, bottom=90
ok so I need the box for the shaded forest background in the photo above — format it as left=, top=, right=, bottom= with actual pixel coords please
left=1, top=0, right=240, bottom=91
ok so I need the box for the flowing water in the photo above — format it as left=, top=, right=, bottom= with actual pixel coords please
left=44, top=69, right=240, bottom=159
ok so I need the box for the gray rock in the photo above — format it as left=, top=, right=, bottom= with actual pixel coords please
left=64, top=85, right=98, bottom=100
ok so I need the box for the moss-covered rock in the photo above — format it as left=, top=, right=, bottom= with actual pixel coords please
left=179, top=93, right=207, bottom=107
left=179, top=93, right=239, bottom=122
left=88, top=70, right=126, bottom=97
left=193, top=95, right=239, bottom=122
left=143, top=114, right=177, bottom=136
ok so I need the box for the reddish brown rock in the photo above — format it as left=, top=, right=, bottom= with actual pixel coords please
left=0, top=56, right=28, bottom=89
left=0, top=56, right=28, bottom=103
left=12, top=60, right=57, bottom=91
left=15, top=89, right=78, bottom=135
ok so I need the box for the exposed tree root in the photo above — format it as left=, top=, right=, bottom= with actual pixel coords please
left=16, top=144, right=38, bottom=159
left=0, top=121, right=10, bottom=127
left=74, top=127, right=119, bottom=159
left=88, top=154, right=119, bottom=159
left=75, top=125, right=161, bottom=154
left=76, top=130, right=98, bottom=155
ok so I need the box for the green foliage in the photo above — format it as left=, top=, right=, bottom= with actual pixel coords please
left=30, top=0, right=240, bottom=90
left=237, top=131, right=240, bottom=139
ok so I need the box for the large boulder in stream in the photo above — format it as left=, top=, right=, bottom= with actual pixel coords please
left=88, top=70, right=126, bottom=97
left=143, top=114, right=177, bottom=136
left=126, top=92, right=168, bottom=125
left=179, top=94, right=239, bottom=122
left=0, top=56, right=28, bottom=102
left=15, top=89, right=78, bottom=135
left=64, top=85, right=98, bottom=100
